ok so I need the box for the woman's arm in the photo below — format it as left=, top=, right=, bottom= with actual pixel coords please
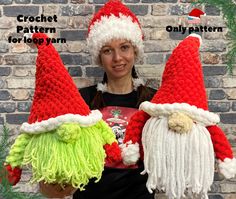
left=121, top=110, right=150, bottom=165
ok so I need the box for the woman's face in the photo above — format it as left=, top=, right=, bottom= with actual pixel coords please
left=99, top=39, right=136, bottom=80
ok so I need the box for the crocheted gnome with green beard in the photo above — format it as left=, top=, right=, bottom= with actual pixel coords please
left=4, top=33, right=121, bottom=189
left=121, top=34, right=236, bottom=199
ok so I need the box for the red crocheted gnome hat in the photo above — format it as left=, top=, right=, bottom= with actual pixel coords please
left=140, top=34, right=219, bottom=126
left=20, top=33, right=102, bottom=134
left=87, top=0, right=144, bottom=65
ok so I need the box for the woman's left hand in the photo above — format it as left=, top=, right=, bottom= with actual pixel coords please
left=39, top=181, right=77, bottom=198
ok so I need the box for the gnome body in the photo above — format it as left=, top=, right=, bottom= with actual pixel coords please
left=5, top=33, right=121, bottom=189
left=121, top=34, right=236, bottom=199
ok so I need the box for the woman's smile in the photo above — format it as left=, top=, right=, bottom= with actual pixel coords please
left=112, top=64, right=126, bottom=71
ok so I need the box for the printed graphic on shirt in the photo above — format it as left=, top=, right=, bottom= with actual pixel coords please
left=100, top=106, right=138, bottom=145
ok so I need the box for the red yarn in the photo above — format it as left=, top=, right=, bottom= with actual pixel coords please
left=28, top=33, right=91, bottom=124
left=123, top=110, right=150, bottom=160
left=87, top=0, right=143, bottom=39
left=207, top=125, right=233, bottom=161
left=104, top=142, right=122, bottom=164
left=151, top=36, right=208, bottom=111
left=0, top=165, right=22, bottom=185
left=122, top=35, right=235, bottom=165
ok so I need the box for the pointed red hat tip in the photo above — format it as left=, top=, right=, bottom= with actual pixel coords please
left=140, top=34, right=220, bottom=126
left=28, top=33, right=91, bottom=124
left=150, top=34, right=207, bottom=110
left=32, top=32, right=49, bottom=47
left=187, top=33, right=202, bottom=46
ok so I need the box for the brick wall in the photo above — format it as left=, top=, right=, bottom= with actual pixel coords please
left=0, top=0, right=235, bottom=198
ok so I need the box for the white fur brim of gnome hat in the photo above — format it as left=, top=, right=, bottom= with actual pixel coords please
left=20, top=110, right=103, bottom=134
left=140, top=101, right=220, bottom=126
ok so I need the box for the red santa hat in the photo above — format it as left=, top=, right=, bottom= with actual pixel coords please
left=188, top=8, right=206, bottom=19
left=87, top=0, right=144, bottom=65
left=20, top=33, right=102, bottom=134
left=140, top=33, right=219, bottom=126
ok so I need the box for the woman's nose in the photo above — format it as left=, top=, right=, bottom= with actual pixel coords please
left=113, top=50, right=122, bottom=61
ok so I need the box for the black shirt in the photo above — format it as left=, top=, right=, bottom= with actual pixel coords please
left=80, top=85, right=156, bottom=109
left=73, top=85, right=156, bottom=199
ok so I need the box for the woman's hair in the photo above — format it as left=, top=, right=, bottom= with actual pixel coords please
left=90, top=66, right=154, bottom=110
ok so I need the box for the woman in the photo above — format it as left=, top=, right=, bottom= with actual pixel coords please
left=73, top=1, right=156, bottom=199
left=40, top=0, right=156, bottom=198
left=74, top=40, right=155, bottom=199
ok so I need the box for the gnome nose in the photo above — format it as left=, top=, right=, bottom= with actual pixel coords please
left=168, top=112, right=193, bottom=133
left=56, top=123, right=81, bottom=143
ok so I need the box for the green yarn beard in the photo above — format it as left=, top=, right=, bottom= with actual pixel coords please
left=6, top=121, right=116, bottom=190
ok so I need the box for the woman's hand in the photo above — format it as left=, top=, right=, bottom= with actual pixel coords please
left=39, top=181, right=77, bottom=198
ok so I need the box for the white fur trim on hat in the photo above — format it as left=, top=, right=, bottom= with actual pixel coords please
left=140, top=101, right=220, bottom=126
left=120, top=140, right=140, bottom=165
left=218, top=158, right=236, bottom=179
left=87, top=14, right=144, bottom=65
left=20, top=110, right=103, bottom=134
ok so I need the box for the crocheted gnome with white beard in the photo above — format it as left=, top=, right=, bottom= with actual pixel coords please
left=121, top=34, right=236, bottom=199
left=4, top=33, right=121, bottom=189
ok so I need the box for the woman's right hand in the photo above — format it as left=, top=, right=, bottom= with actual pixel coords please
left=39, top=181, right=77, bottom=198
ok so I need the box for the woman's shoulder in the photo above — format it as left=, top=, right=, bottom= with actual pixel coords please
left=80, top=85, right=97, bottom=94
left=79, top=85, right=97, bottom=104
left=146, top=86, right=156, bottom=95
left=143, top=86, right=157, bottom=100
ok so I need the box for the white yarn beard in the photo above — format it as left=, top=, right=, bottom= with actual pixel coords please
left=141, top=117, right=215, bottom=199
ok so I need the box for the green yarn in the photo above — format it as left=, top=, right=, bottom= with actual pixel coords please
left=56, top=123, right=80, bottom=143
left=95, top=120, right=117, bottom=145
left=11, top=122, right=116, bottom=190
left=6, top=133, right=31, bottom=168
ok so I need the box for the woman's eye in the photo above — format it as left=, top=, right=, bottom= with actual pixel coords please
left=102, top=49, right=112, bottom=55
left=121, top=45, right=130, bottom=51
